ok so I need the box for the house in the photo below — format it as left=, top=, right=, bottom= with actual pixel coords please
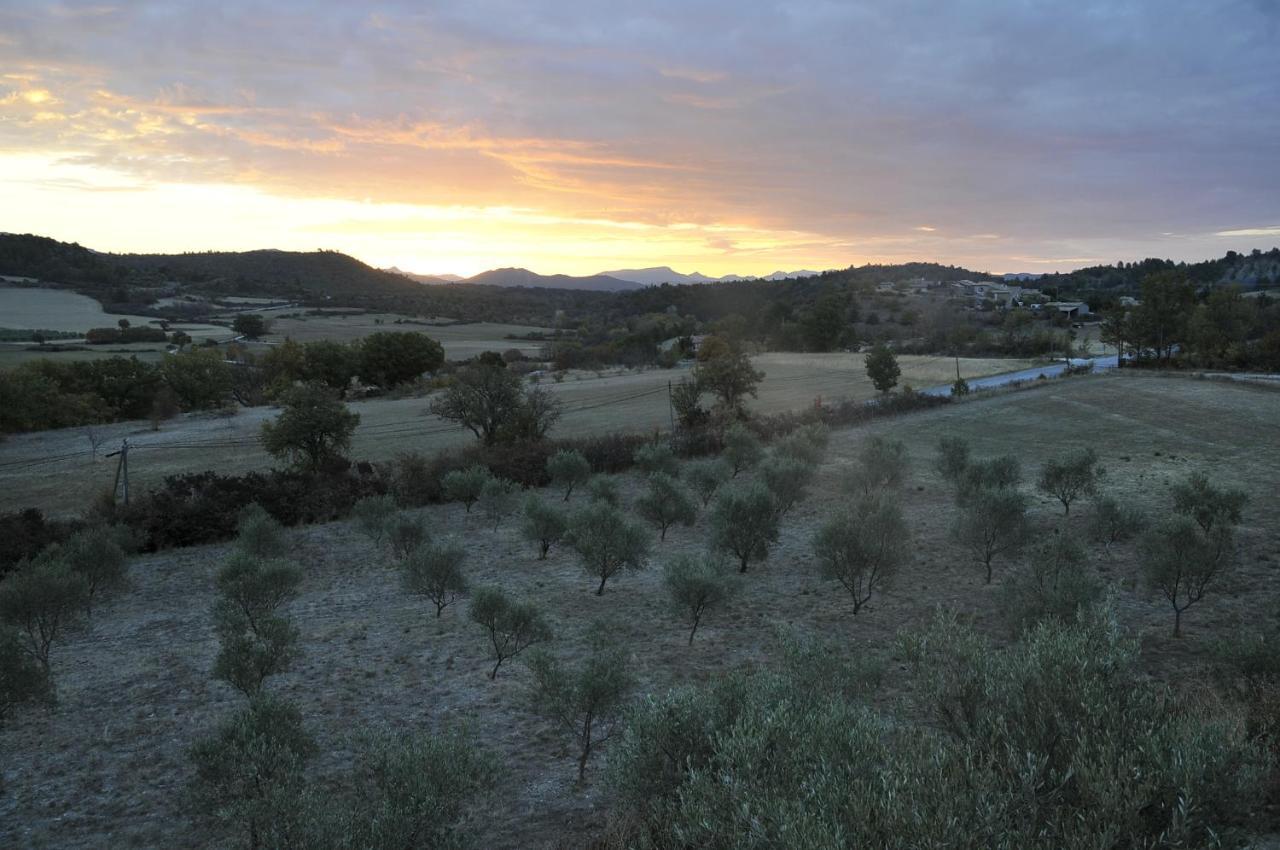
left=1039, top=301, right=1092, bottom=319
left=1118, top=296, right=1140, bottom=308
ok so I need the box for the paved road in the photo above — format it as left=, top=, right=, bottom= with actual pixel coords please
left=920, top=355, right=1120, bottom=397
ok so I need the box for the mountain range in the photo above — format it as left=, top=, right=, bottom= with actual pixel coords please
left=388, top=264, right=825, bottom=291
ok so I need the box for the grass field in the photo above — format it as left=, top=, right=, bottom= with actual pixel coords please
left=258, top=313, right=557, bottom=360
left=0, top=353, right=1034, bottom=516
left=1, top=372, right=1276, bottom=848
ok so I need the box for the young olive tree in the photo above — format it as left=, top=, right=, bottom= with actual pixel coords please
left=663, top=555, right=738, bottom=645
left=956, top=455, right=1021, bottom=501
left=59, top=525, right=129, bottom=612
left=587, top=475, right=621, bottom=506
left=1090, top=496, right=1148, bottom=553
left=999, top=534, right=1102, bottom=634
left=479, top=477, right=520, bottom=531
left=760, top=455, right=815, bottom=519
left=351, top=495, right=397, bottom=544
left=685, top=457, right=731, bottom=507
left=547, top=449, right=591, bottom=501
left=709, top=482, right=781, bottom=573
left=634, top=442, right=680, bottom=478
left=442, top=465, right=491, bottom=513
left=722, top=423, right=763, bottom=477
left=0, top=556, right=88, bottom=673
left=952, top=487, right=1031, bottom=583
left=526, top=633, right=632, bottom=781
left=566, top=502, right=651, bottom=594
left=1171, top=472, right=1248, bottom=535
left=213, top=616, right=301, bottom=699
left=846, top=436, right=909, bottom=496
left=935, top=436, right=971, bottom=487
left=214, top=553, right=302, bottom=634
left=385, top=513, right=430, bottom=559
left=400, top=541, right=468, bottom=617
left=521, top=495, right=568, bottom=559
left=469, top=586, right=553, bottom=679
left=1141, top=517, right=1235, bottom=637
left=813, top=496, right=909, bottom=614
left=1036, top=447, right=1102, bottom=515
left=635, top=473, right=698, bottom=541
left=235, top=504, right=289, bottom=560
left=0, top=625, right=52, bottom=727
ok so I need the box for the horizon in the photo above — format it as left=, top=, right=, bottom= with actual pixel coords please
left=2, top=3, right=1278, bottom=278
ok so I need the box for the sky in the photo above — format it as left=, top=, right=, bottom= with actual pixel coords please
left=1, top=1, right=1278, bottom=278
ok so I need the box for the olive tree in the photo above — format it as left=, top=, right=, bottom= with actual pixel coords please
left=566, top=502, right=651, bottom=594
left=813, top=497, right=909, bottom=614
left=587, top=476, right=621, bottom=506
left=442, top=465, right=491, bottom=513
left=0, top=556, right=88, bottom=673
left=845, top=436, right=909, bottom=496
left=521, top=495, right=568, bottom=559
left=1171, top=472, right=1248, bottom=535
left=213, top=616, right=301, bottom=698
left=709, top=482, right=781, bottom=573
left=526, top=633, right=632, bottom=781
left=59, top=525, right=129, bottom=612
left=235, top=504, right=289, bottom=560
left=760, top=455, right=815, bottom=519
left=685, top=457, right=731, bottom=507
left=935, top=436, right=971, bottom=486
left=385, top=513, right=430, bottom=559
left=999, top=535, right=1102, bottom=634
left=663, top=555, right=737, bottom=645
left=547, top=449, right=591, bottom=501
left=469, top=586, right=553, bottom=679
left=1036, top=448, right=1102, bottom=516
left=722, top=423, right=763, bottom=477
left=634, top=442, right=680, bottom=478
left=400, top=541, right=468, bottom=617
left=479, top=477, right=520, bottom=531
left=635, top=473, right=697, bottom=541
left=0, top=625, right=52, bottom=727
left=1090, top=496, right=1148, bottom=553
left=957, top=455, right=1021, bottom=500
left=214, top=553, right=302, bottom=634
left=952, top=488, right=1031, bottom=583
left=351, top=495, right=397, bottom=544
left=1141, top=517, right=1235, bottom=637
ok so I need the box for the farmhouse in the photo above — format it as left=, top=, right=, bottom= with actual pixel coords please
left=1038, top=300, right=1092, bottom=319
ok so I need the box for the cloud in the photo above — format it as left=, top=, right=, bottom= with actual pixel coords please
left=1215, top=225, right=1280, bottom=237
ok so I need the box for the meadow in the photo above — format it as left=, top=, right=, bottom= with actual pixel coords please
left=1, top=372, right=1276, bottom=848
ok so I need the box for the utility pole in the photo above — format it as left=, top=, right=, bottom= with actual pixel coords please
left=667, top=381, right=676, bottom=431
left=107, top=438, right=130, bottom=505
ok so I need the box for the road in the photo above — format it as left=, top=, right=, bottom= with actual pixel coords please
left=920, top=355, right=1120, bottom=397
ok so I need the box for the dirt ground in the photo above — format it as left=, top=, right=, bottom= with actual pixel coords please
left=1, top=372, right=1277, bottom=849
left=0, top=353, right=1034, bottom=516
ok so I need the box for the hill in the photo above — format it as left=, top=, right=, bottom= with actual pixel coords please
left=599, top=265, right=824, bottom=285
left=464, top=267, right=639, bottom=292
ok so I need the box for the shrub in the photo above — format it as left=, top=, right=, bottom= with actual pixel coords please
left=1141, top=516, right=1234, bottom=637
left=1089, top=495, right=1147, bottom=552
left=212, top=615, right=300, bottom=698
left=547, top=449, right=591, bottom=501
left=864, top=343, right=900, bottom=393
left=1036, top=447, right=1102, bottom=515
left=468, top=586, right=553, bottom=679
left=634, top=473, right=697, bottom=541
left=58, top=525, right=128, bottom=611
left=521, top=495, right=568, bottom=560
left=586, top=476, right=620, bottom=506
left=663, top=555, right=737, bottom=645
left=442, top=465, right=491, bottom=513
left=759, top=455, right=815, bottom=518
left=526, top=632, right=632, bottom=780
left=400, top=541, right=468, bottom=617
left=813, top=496, right=908, bottom=614
left=478, top=477, right=520, bottom=531
left=952, top=487, right=1031, bottom=583
left=385, top=513, right=430, bottom=560
left=566, top=502, right=651, bottom=595
left=708, top=482, right=780, bottom=573
left=935, top=436, right=971, bottom=485
left=0, top=625, right=53, bottom=727
left=684, top=457, right=731, bottom=507
left=999, top=534, right=1102, bottom=633
left=0, top=508, right=78, bottom=580
left=235, top=503, right=289, bottom=560
left=0, top=556, right=88, bottom=673
left=351, top=494, right=397, bottom=544
left=845, top=436, right=909, bottom=496
left=634, top=441, right=680, bottom=478
left=722, top=423, right=763, bottom=477
left=956, top=454, right=1021, bottom=499
left=388, top=452, right=438, bottom=507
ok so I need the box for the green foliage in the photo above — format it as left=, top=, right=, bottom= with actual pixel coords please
left=468, top=586, right=553, bottom=679
left=813, top=496, right=908, bottom=614
left=635, top=473, right=697, bottom=541
left=662, top=555, right=737, bottom=645
left=952, top=486, right=1031, bottom=583
left=956, top=454, right=1022, bottom=500
left=1141, top=516, right=1235, bottom=637
left=301, top=339, right=360, bottom=396
left=566, top=501, right=651, bottom=594
left=442, top=465, right=492, bottom=513
left=633, top=441, right=680, bottom=478
left=0, top=625, right=53, bottom=726
left=213, top=614, right=300, bottom=698
left=693, top=336, right=765, bottom=413
left=586, top=475, right=621, bottom=506
left=234, top=503, right=289, bottom=560
left=521, top=494, right=569, bottom=560
left=935, top=435, right=971, bottom=485
left=357, top=330, right=445, bottom=388
left=430, top=364, right=560, bottom=445
left=385, top=513, right=430, bottom=559
left=708, top=482, right=781, bottom=573
left=1089, top=495, right=1147, bottom=551
left=772, top=424, right=828, bottom=467
left=478, top=476, right=520, bottom=531
left=260, top=382, right=360, bottom=471
left=187, top=695, right=317, bottom=849
left=231, top=314, right=269, bottom=339
left=162, top=348, right=234, bottom=411
left=864, top=343, right=901, bottom=393
left=214, top=553, right=302, bottom=634
left=527, top=631, right=633, bottom=780
left=845, top=436, right=909, bottom=495
left=1036, top=447, right=1101, bottom=515
left=684, top=457, right=731, bottom=507
left=759, top=454, right=815, bottom=518
left=546, top=449, right=591, bottom=501
left=400, top=541, right=468, bottom=617
left=351, top=494, right=397, bottom=544
left=722, top=423, right=764, bottom=477
left=1171, top=471, right=1248, bottom=534
left=999, top=534, right=1102, bottom=633
left=670, top=377, right=707, bottom=429
left=0, top=556, right=88, bottom=673
left=58, top=525, right=129, bottom=610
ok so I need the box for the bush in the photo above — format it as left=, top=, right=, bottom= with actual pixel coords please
left=58, top=525, right=128, bottom=611
left=521, top=495, right=568, bottom=560
left=999, top=534, right=1102, bottom=633
left=684, top=457, right=731, bottom=507
left=0, top=625, right=53, bottom=727
left=0, top=556, right=88, bottom=673
left=442, top=465, right=491, bottom=513
left=813, top=496, right=908, bottom=614
left=1089, top=495, right=1147, bottom=552
left=547, top=449, right=591, bottom=501
left=351, top=494, right=397, bottom=544
left=773, top=424, right=828, bottom=467
left=634, top=441, right=680, bottom=478
left=0, top=508, right=78, bottom=580
left=468, top=586, right=553, bottom=679
left=708, top=482, right=780, bottom=573
left=566, top=502, right=651, bottom=595
left=663, top=555, right=737, bottom=645
left=845, top=436, right=909, bottom=495
left=385, top=513, right=430, bottom=559
left=478, top=477, right=520, bottom=531
left=387, top=452, right=438, bottom=507
left=722, top=423, right=763, bottom=477
left=400, top=541, right=468, bottom=617
left=586, top=476, right=620, bottom=506
left=635, top=473, right=697, bottom=541
left=235, top=503, right=289, bottom=560
left=759, top=455, right=815, bottom=518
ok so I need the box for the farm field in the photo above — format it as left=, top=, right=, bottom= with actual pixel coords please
left=258, top=312, right=557, bottom=359
left=0, top=344, right=171, bottom=369
left=0, top=353, right=1035, bottom=516
left=1, top=372, right=1277, bottom=849
left=0, top=286, right=229, bottom=340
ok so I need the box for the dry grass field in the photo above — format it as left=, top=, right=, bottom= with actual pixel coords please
left=2, top=372, right=1278, bottom=849
left=0, top=353, right=1034, bottom=516
left=258, top=313, right=557, bottom=360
